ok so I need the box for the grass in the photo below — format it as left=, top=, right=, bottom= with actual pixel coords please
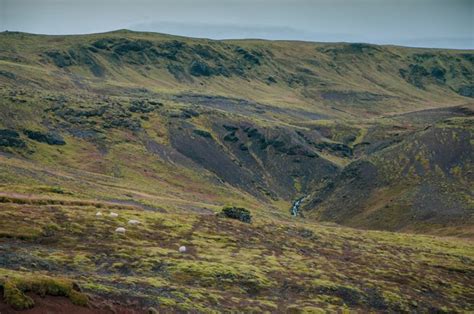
left=0, top=30, right=471, bottom=120
left=0, top=273, right=88, bottom=310
left=0, top=197, right=472, bottom=311
left=0, top=30, right=472, bottom=311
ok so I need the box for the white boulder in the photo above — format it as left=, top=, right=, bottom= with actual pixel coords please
left=96, top=211, right=103, bottom=216
left=110, top=212, right=119, bottom=218
left=115, top=227, right=126, bottom=233
left=179, top=246, right=187, bottom=253
left=128, top=219, right=140, bottom=225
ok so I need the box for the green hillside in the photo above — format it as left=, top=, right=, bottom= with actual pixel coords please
left=0, top=30, right=473, bottom=312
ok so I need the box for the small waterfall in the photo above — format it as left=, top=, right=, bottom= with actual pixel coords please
left=291, top=197, right=305, bottom=217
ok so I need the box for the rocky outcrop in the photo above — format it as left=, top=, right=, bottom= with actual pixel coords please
left=24, top=130, right=66, bottom=145
left=0, top=129, right=26, bottom=148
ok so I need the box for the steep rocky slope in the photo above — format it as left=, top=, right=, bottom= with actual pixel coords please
left=303, top=105, right=474, bottom=237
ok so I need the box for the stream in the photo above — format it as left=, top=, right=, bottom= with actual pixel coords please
left=291, top=196, right=305, bottom=216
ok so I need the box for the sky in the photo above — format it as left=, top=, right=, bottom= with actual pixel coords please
left=0, top=0, right=473, bottom=49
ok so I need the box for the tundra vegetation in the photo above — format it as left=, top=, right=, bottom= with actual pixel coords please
left=0, top=30, right=472, bottom=312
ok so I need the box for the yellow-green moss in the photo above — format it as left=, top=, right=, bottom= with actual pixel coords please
left=1, top=276, right=88, bottom=310
left=3, top=280, right=35, bottom=310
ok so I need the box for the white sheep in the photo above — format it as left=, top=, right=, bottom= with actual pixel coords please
left=96, top=211, right=103, bottom=216
left=110, top=212, right=119, bottom=218
left=128, top=219, right=140, bottom=225
left=179, top=246, right=187, bottom=253
left=115, top=227, right=126, bottom=233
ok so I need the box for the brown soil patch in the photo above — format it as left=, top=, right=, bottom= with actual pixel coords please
left=0, top=294, right=143, bottom=314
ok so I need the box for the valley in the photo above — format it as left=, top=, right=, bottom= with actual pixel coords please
left=0, top=30, right=472, bottom=312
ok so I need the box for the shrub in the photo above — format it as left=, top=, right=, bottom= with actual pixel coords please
left=221, top=206, right=252, bottom=223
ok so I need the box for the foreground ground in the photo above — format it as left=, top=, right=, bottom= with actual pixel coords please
left=0, top=192, right=473, bottom=312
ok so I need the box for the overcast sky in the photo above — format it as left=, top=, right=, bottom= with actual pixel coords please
left=1, top=0, right=473, bottom=49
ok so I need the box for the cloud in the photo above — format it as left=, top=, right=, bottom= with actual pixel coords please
left=129, top=21, right=358, bottom=42
left=1, top=0, right=472, bottom=48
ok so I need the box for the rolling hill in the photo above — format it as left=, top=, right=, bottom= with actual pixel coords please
left=0, top=30, right=473, bottom=312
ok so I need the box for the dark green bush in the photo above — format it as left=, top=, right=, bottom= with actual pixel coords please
left=221, top=207, right=252, bottom=223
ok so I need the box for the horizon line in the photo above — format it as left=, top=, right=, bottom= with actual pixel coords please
left=1, top=28, right=473, bottom=51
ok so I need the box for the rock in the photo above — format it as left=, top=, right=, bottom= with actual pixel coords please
left=179, top=246, right=187, bottom=253
left=266, top=76, right=277, bottom=84
left=129, top=99, right=162, bottom=113
left=110, top=212, right=119, bottom=218
left=0, top=129, right=26, bottom=148
left=45, top=50, right=74, bottom=67
left=95, top=211, right=103, bottom=216
left=223, top=124, right=239, bottom=131
left=128, top=219, right=140, bottom=225
left=245, top=128, right=263, bottom=139
left=314, top=141, right=352, bottom=157
left=458, top=85, right=474, bottom=98
left=91, top=38, right=116, bottom=50
left=0, top=70, right=16, bottom=79
left=156, top=40, right=185, bottom=60
left=192, top=44, right=217, bottom=59
left=167, top=64, right=187, bottom=82
left=24, top=130, right=66, bottom=145
left=113, top=39, right=153, bottom=55
left=224, top=132, right=239, bottom=142
left=189, top=60, right=214, bottom=77
left=430, top=67, right=446, bottom=82
left=235, top=47, right=261, bottom=65
left=239, top=143, right=249, bottom=151
left=0, top=129, right=20, bottom=138
left=181, top=108, right=200, bottom=118
left=400, top=64, right=429, bottom=88
left=115, top=227, right=126, bottom=233
left=193, top=129, right=213, bottom=138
